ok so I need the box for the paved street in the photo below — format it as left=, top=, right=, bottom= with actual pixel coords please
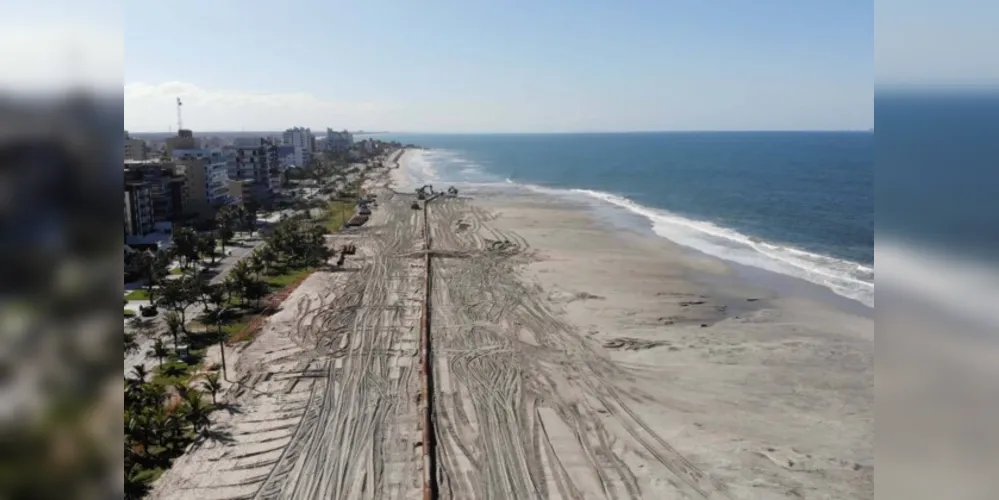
left=124, top=234, right=265, bottom=377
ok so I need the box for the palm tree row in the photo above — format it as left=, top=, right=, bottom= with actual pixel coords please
left=125, top=164, right=349, bottom=497
left=124, top=365, right=222, bottom=499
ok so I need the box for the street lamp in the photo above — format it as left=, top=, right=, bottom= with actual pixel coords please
left=215, top=306, right=230, bottom=380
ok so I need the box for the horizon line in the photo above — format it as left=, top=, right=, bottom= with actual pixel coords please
left=127, top=128, right=873, bottom=135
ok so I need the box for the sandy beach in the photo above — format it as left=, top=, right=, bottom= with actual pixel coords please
left=148, top=148, right=873, bottom=500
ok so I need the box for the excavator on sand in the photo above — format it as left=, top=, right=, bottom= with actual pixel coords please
left=416, top=184, right=434, bottom=200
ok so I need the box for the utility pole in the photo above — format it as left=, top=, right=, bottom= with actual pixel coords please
left=216, top=306, right=229, bottom=380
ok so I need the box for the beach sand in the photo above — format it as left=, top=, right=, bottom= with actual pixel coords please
left=148, top=148, right=873, bottom=499
left=401, top=148, right=872, bottom=499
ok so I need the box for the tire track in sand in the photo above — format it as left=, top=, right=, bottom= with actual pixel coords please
left=427, top=197, right=732, bottom=500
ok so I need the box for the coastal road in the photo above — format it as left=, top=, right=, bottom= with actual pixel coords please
left=123, top=234, right=265, bottom=378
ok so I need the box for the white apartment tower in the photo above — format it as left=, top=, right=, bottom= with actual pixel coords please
left=282, top=127, right=314, bottom=167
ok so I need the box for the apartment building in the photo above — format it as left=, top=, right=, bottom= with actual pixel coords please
left=166, top=129, right=198, bottom=156
left=276, top=145, right=297, bottom=168
left=283, top=127, right=314, bottom=167
left=325, top=128, right=354, bottom=151
left=124, top=131, right=148, bottom=161
left=231, top=138, right=279, bottom=204
left=124, top=181, right=154, bottom=237
left=283, top=127, right=314, bottom=151
left=226, top=178, right=256, bottom=207
left=172, top=148, right=230, bottom=219
left=124, top=160, right=187, bottom=223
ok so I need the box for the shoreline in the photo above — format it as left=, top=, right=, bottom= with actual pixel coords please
left=148, top=147, right=873, bottom=499
left=396, top=147, right=874, bottom=314
left=406, top=147, right=874, bottom=497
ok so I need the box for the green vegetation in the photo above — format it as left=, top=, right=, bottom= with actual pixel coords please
left=124, top=309, right=136, bottom=317
left=125, top=289, right=150, bottom=301
left=323, top=201, right=354, bottom=232
left=264, top=267, right=314, bottom=289
left=125, top=365, right=218, bottom=498
left=150, top=359, right=195, bottom=388
left=124, top=150, right=384, bottom=496
left=221, top=317, right=253, bottom=340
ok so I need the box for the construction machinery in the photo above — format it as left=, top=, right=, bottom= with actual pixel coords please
left=345, top=214, right=369, bottom=227
left=447, top=186, right=458, bottom=197
left=411, top=201, right=421, bottom=210
left=334, top=243, right=356, bottom=269
left=416, top=184, right=434, bottom=200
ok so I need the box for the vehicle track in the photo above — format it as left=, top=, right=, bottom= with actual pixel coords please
left=427, top=197, right=732, bottom=500
left=254, top=195, right=425, bottom=500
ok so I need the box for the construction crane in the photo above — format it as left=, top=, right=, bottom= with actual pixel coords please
left=176, top=97, right=184, bottom=131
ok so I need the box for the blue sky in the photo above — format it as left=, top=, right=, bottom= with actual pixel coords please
left=123, top=1, right=874, bottom=132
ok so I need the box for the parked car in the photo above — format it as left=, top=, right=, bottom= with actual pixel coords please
left=139, top=304, right=158, bottom=317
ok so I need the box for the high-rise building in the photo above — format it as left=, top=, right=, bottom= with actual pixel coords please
left=124, top=131, right=149, bottom=161
left=172, top=149, right=230, bottom=219
left=231, top=138, right=279, bottom=204
left=283, top=127, right=314, bottom=167
left=325, top=128, right=354, bottom=151
left=283, top=127, right=314, bottom=151
left=124, top=181, right=154, bottom=237
left=166, top=129, right=198, bottom=156
left=124, top=161, right=187, bottom=223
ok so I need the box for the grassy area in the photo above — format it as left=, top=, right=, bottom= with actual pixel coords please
left=150, top=358, right=197, bottom=388
left=170, top=267, right=184, bottom=275
left=323, top=201, right=355, bottom=232
left=264, top=267, right=313, bottom=290
left=124, top=309, right=136, bottom=317
left=125, top=289, right=150, bottom=301
left=221, top=317, right=253, bottom=340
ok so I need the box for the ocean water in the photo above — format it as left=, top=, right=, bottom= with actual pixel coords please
left=381, top=132, right=873, bottom=307
left=876, top=92, right=999, bottom=328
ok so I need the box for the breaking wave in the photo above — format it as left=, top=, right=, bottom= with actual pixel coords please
left=402, top=149, right=874, bottom=308
left=521, top=185, right=875, bottom=308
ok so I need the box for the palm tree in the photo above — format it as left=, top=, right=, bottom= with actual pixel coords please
left=171, top=226, right=200, bottom=269
left=125, top=330, right=139, bottom=355
left=247, top=252, right=264, bottom=275
left=215, top=206, right=237, bottom=253
left=129, top=364, right=149, bottom=384
left=173, top=380, right=191, bottom=400
left=164, top=311, right=184, bottom=351
left=198, top=235, right=217, bottom=266
left=183, top=390, right=211, bottom=433
left=201, top=373, right=222, bottom=405
left=258, top=245, right=278, bottom=274
left=148, top=337, right=169, bottom=369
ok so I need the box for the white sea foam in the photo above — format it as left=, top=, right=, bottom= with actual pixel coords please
left=877, top=238, right=999, bottom=329
left=522, top=184, right=875, bottom=308
left=402, top=149, right=875, bottom=308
